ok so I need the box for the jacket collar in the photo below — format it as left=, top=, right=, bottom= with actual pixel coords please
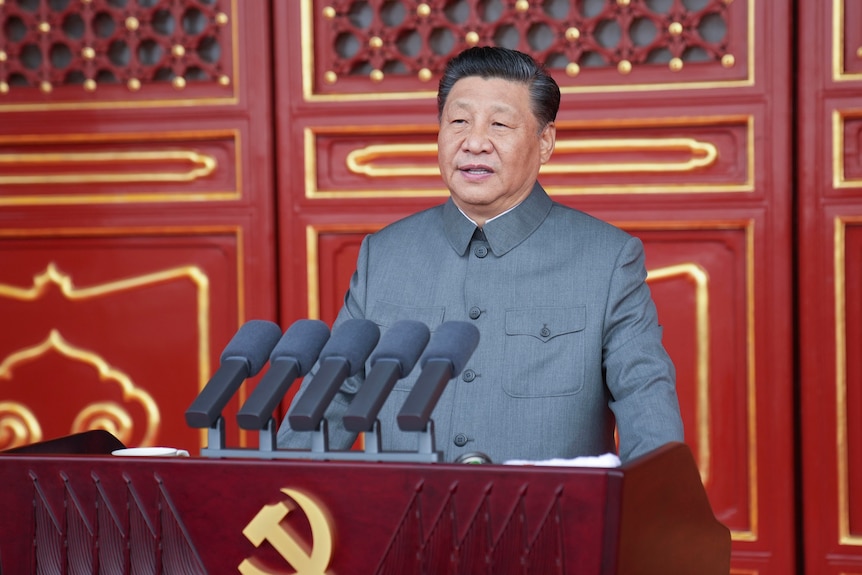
left=443, top=182, right=553, bottom=256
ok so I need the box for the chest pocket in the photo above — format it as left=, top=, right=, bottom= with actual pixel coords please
left=502, top=306, right=586, bottom=397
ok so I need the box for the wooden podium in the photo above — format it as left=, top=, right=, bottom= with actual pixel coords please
left=0, top=432, right=729, bottom=574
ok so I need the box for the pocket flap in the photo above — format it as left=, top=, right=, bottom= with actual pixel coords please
left=505, top=306, right=586, bottom=342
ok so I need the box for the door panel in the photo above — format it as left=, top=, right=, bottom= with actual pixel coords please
left=0, top=0, right=277, bottom=452
left=799, top=3, right=862, bottom=570
left=277, top=2, right=793, bottom=573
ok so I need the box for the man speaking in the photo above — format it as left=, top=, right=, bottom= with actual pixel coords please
left=278, top=46, right=684, bottom=465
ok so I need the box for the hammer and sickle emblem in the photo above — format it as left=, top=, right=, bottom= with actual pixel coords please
left=238, top=488, right=333, bottom=575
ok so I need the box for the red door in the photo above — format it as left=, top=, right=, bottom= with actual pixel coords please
left=799, top=1, right=862, bottom=573
left=0, top=1, right=276, bottom=452
left=275, top=1, right=794, bottom=573
left=3, top=1, right=852, bottom=573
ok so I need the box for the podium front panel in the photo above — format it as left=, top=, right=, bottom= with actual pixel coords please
left=0, top=455, right=615, bottom=575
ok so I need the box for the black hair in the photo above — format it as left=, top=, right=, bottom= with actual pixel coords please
left=437, top=46, right=561, bottom=128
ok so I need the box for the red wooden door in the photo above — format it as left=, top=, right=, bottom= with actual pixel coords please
left=275, top=1, right=794, bottom=573
left=0, top=1, right=277, bottom=453
left=3, top=1, right=850, bottom=573
left=799, top=1, right=862, bottom=573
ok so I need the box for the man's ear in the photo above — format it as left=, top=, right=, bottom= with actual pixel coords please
left=539, top=122, right=556, bottom=164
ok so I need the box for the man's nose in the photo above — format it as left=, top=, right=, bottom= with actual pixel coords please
left=462, top=125, right=492, bottom=152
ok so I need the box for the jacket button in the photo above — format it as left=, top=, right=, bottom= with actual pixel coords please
left=453, top=433, right=468, bottom=447
left=462, top=369, right=476, bottom=382
left=469, top=306, right=481, bottom=319
left=540, top=326, right=551, bottom=337
left=474, top=245, right=488, bottom=258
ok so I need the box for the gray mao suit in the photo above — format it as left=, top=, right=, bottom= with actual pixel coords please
left=277, top=183, right=684, bottom=464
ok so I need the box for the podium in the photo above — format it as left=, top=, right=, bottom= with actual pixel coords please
left=0, top=432, right=729, bottom=574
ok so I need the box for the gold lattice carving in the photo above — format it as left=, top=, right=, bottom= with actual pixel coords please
left=0, top=0, right=232, bottom=94
left=315, top=0, right=735, bottom=83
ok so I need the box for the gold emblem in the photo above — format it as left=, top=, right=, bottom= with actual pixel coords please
left=239, top=488, right=334, bottom=575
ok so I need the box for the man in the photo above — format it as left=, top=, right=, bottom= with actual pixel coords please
left=278, top=46, right=684, bottom=464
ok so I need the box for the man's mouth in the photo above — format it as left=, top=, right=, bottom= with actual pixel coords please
left=459, top=165, right=493, bottom=175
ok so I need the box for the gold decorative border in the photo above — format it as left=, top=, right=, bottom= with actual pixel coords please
left=833, top=109, right=862, bottom=189
left=0, top=328, right=158, bottom=445
left=0, top=129, right=242, bottom=206
left=306, top=218, right=758, bottom=541
left=346, top=138, right=719, bottom=178
left=305, top=115, right=755, bottom=199
left=647, top=263, right=711, bottom=484
left=835, top=215, right=862, bottom=546
left=0, top=263, right=206, bottom=446
left=0, top=0, right=240, bottom=112
left=0, top=224, right=248, bottom=449
left=301, top=0, right=755, bottom=101
left=833, top=0, right=862, bottom=82
left=0, top=150, right=216, bottom=185
left=620, top=219, right=758, bottom=542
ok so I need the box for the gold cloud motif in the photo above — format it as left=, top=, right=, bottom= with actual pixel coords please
left=0, top=329, right=159, bottom=446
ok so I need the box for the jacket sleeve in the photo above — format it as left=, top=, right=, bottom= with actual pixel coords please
left=603, top=235, right=685, bottom=463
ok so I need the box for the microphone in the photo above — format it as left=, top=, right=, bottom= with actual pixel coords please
left=342, top=320, right=431, bottom=432
left=185, top=320, right=283, bottom=428
left=235, top=319, right=331, bottom=430
left=287, top=318, right=380, bottom=432
left=396, top=321, right=480, bottom=432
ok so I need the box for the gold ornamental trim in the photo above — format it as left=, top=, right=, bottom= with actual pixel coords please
left=0, top=149, right=216, bottom=185
left=306, top=115, right=755, bottom=199
left=345, top=137, right=718, bottom=178
left=833, top=0, right=862, bottom=82
left=834, top=216, right=862, bottom=546
left=0, top=129, right=242, bottom=206
left=0, top=401, right=43, bottom=448
left=647, top=263, right=711, bottom=484
left=0, top=259, right=214, bottom=448
left=621, top=218, right=759, bottom=542
left=0, top=223, right=252, bottom=449
left=833, top=109, right=862, bottom=189
left=0, top=329, right=159, bottom=446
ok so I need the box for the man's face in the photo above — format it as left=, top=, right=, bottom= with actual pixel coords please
left=437, top=76, right=556, bottom=225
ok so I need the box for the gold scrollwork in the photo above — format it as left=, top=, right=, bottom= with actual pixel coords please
left=72, top=402, right=135, bottom=445
left=0, top=329, right=160, bottom=445
left=344, top=138, right=718, bottom=179
left=0, top=149, right=217, bottom=185
left=0, top=262, right=212, bottom=447
left=0, top=401, right=43, bottom=449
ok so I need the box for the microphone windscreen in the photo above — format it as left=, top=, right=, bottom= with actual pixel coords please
left=319, top=318, right=380, bottom=375
left=220, top=319, right=282, bottom=376
left=369, top=320, right=431, bottom=376
left=419, top=321, right=480, bottom=375
left=270, top=319, right=331, bottom=375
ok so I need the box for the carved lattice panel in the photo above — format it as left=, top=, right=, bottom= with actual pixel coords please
left=0, top=0, right=236, bottom=105
left=306, top=0, right=750, bottom=99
